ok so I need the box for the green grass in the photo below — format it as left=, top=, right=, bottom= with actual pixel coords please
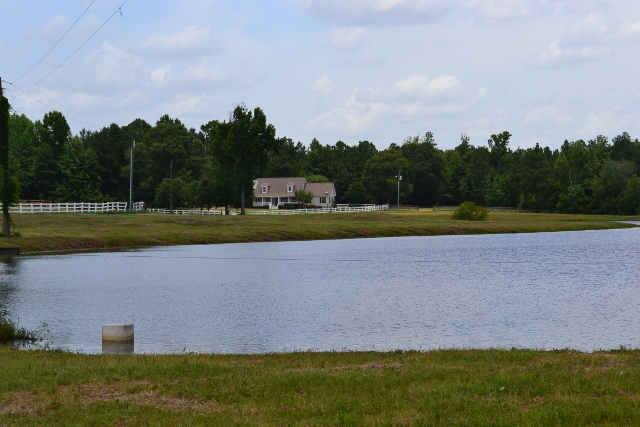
left=3, top=347, right=640, bottom=425
left=0, top=210, right=636, bottom=253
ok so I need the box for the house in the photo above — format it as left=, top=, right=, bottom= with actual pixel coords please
left=253, top=177, right=337, bottom=208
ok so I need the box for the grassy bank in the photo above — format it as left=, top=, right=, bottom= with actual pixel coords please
left=2, top=347, right=640, bottom=425
left=0, top=210, right=636, bottom=253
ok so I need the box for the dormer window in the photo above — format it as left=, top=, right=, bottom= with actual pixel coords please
left=262, top=185, right=268, bottom=193
left=287, top=183, right=294, bottom=193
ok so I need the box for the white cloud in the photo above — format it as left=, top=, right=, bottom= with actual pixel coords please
left=529, top=39, right=611, bottom=66
left=303, top=0, right=449, bottom=25
left=524, top=106, right=574, bottom=126
left=389, top=74, right=462, bottom=98
left=330, top=28, right=367, bottom=49
left=305, top=91, right=392, bottom=133
left=582, top=111, right=616, bottom=134
left=182, top=62, right=225, bottom=82
left=619, top=20, right=640, bottom=38
left=563, top=13, right=609, bottom=44
left=151, top=64, right=172, bottom=83
left=306, top=74, right=475, bottom=134
left=164, top=94, right=217, bottom=116
left=466, top=0, right=537, bottom=25
left=138, top=26, right=216, bottom=58
left=311, top=76, right=333, bottom=94
left=84, top=43, right=147, bottom=87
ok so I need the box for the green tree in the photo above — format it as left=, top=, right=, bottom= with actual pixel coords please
left=8, top=114, right=38, bottom=198
left=135, top=115, right=205, bottom=206
left=0, top=84, right=20, bottom=236
left=362, top=149, right=411, bottom=204
left=294, top=189, right=313, bottom=207
left=401, top=132, right=445, bottom=207
left=618, top=175, right=640, bottom=215
left=487, top=131, right=511, bottom=175
left=55, top=136, right=102, bottom=201
left=263, top=137, right=307, bottom=177
left=346, top=181, right=369, bottom=205
left=206, top=104, right=276, bottom=214
left=306, top=174, right=329, bottom=183
left=592, top=160, right=635, bottom=213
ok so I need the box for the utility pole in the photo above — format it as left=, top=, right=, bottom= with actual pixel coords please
left=396, top=169, right=402, bottom=211
left=169, top=159, right=173, bottom=213
left=129, top=132, right=136, bottom=212
left=0, top=78, right=8, bottom=236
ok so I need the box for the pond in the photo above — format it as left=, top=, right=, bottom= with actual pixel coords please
left=1, top=224, right=639, bottom=354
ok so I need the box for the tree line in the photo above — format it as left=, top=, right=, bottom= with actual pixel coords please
left=7, top=105, right=640, bottom=214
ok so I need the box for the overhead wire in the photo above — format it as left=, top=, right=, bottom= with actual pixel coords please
left=9, top=0, right=129, bottom=100
left=2, top=79, right=96, bottom=129
left=12, top=0, right=97, bottom=84
left=4, top=1, right=130, bottom=128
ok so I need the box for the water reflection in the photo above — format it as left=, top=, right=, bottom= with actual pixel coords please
left=102, top=340, right=134, bottom=354
left=2, top=226, right=640, bottom=354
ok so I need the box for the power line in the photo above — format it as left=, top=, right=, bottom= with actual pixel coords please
left=2, top=79, right=96, bottom=129
left=12, top=0, right=97, bottom=84
left=9, top=0, right=129, bottom=100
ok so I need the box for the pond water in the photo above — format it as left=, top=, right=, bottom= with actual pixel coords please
left=1, top=224, right=639, bottom=354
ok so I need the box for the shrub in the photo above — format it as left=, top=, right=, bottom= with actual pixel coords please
left=452, top=201, right=489, bottom=221
left=0, top=309, right=39, bottom=343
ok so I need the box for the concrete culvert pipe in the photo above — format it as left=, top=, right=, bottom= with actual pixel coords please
left=102, top=324, right=134, bottom=342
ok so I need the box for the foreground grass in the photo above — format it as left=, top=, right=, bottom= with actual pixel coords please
left=2, top=348, right=640, bottom=425
left=0, top=210, right=636, bottom=253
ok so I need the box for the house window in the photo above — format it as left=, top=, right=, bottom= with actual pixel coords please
left=256, top=198, right=262, bottom=203
left=287, top=184, right=293, bottom=193
left=320, top=196, right=327, bottom=204
left=281, top=197, right=288, bottom=203
left=262, top=185, right=268, bottom=193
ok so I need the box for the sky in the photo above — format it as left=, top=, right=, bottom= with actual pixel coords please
left=1, top=0, right=640, bottom=150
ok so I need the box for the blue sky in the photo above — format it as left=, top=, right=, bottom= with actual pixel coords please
left=2, top=0, right=640, bottom=150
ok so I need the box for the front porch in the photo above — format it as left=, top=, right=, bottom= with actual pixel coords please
left=253, top=197, right=299, bottom=207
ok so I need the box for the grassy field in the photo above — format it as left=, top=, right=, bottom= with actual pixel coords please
left=0, top=210, right=636, bottom=253
left=2, top=347, right=640, bottom=425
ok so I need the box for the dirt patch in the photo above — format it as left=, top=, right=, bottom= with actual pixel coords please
left=358, top=362, right=403, bottom=370
left=0, top=380, right=219, bottom=416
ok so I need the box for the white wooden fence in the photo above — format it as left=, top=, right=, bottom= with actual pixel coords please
left=1, top=202, right=145, bottom=213
left=146, top=205, right=389, bottom=216
left=147, top=208, right=223, bottom=216
left=249, top=205, right=389, bottom=215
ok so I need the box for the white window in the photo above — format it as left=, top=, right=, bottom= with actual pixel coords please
left=287, top=184, right=293, bottom=193
left=320, top=196, right=327, bottom=203
left=262, top=185, right=268, bottom=193
left=281, top=197, right=288, bottom=203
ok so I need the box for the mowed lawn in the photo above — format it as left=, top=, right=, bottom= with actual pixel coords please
left=0, top=210, right=637, bottom=253
left=2, top=348, right=640, bottom=425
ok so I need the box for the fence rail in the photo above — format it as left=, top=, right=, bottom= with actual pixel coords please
left=1, top=202, right=132, bottom=213
left=249, top=205, right=389, bottom=215
left=146, top=205, right=389, bottom=216
left=147, top=208, right=223, bottom=215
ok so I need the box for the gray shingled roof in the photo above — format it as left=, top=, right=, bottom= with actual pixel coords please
left=254, top=177, right=306, bottom=198
left=305, top=182, right=336, bottom=197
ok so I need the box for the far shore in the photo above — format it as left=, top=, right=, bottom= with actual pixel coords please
left=0, top=210, right=637, bottom=255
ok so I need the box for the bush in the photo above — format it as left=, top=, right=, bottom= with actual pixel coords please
left=0, top=309, right=39, bottom=343
left=452, top=201, right=489, bottom=221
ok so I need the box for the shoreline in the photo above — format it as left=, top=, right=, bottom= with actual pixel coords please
left=0, top=211, right=637, bottom=255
